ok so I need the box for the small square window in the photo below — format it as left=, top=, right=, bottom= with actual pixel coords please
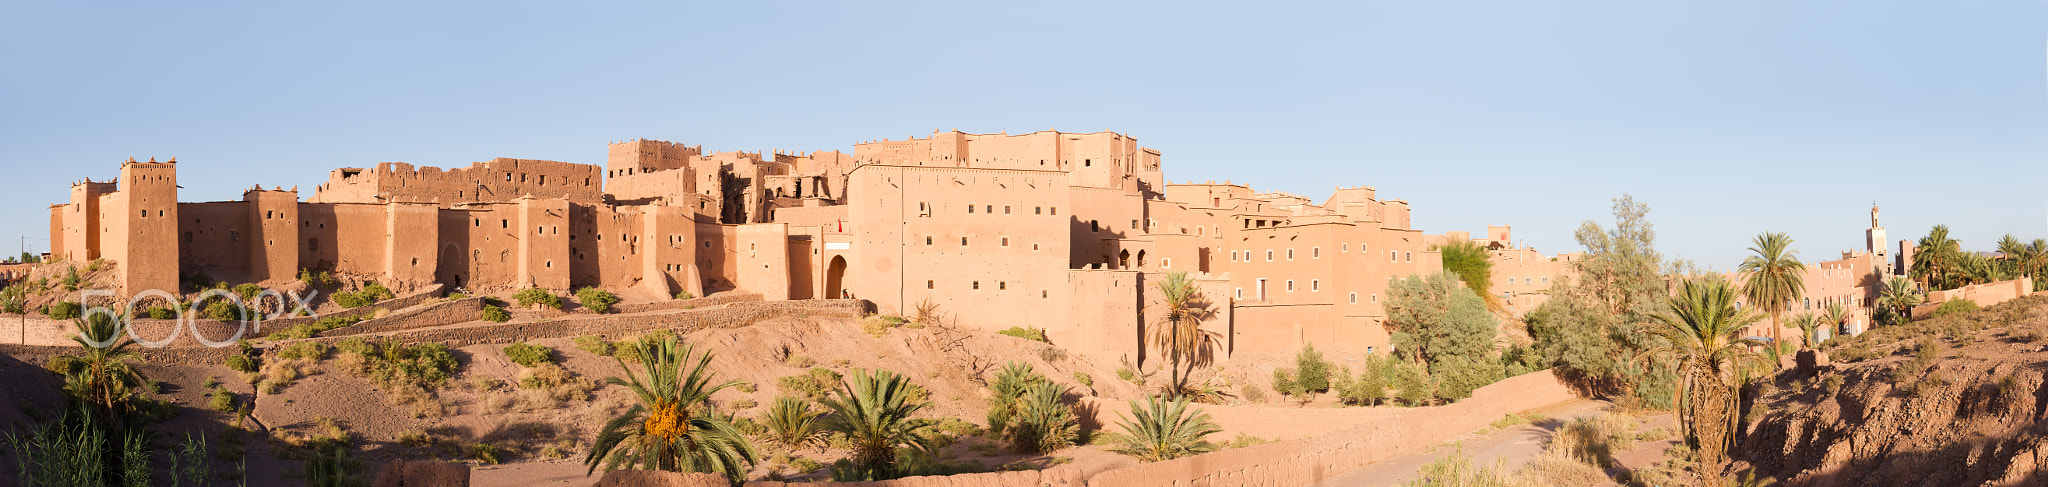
left=998, top=281, right=1007, bottom=290
left=1311, top=280, right=1319, bottom=292
left=1162, top=258, right=1171, bottom=268
left=1266, top=250, right=1274, bottom=262
left=927, top=280, right=934, bottom=289
left=1001, top=237, right=1010, bottom=247
left=1235, top=287, right=1243, bottom=299
left=1313, top=247, right=1320, bottom=258
left=926, top=236, right=933, bottom=245
left=1004, top=206, right=1011, bottom=214
left=1287, top=249, right=1295, bottom=260
left=972, top=281, right=980, bottom=290
left=1286, top=280, right=1295, bottom=292
left=968, top=205, right=976, bottom=214
left=960, top=237, right=968, bottom=246
left=1034, top=206, right=1042, bottom=215
left=1349, top=292, right=1358, bottom=304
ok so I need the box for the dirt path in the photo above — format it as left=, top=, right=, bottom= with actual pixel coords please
left=1310, top=398, right=1611, bottom=487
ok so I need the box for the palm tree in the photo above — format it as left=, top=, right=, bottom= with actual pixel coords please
left=1738, top=232, right=1805, bottom=350
left=583, top=336, right=756, bottom=480
left=54, top=313, right=147, bottom=419
left=1877, top=276, right=1922, bottom=326
left=1788, top=312, right=1819, bottom=350
left=1103, top=395, right=1223, bottom=462
left=820, top=369, right=931, bottom=481
left=1147, top=272, right=1220, bottom=398
left=1913, top=225, right=1960, bottom=290
left=762, top=396, right=826, bottom=449
left=1820, top=302, right=1847, bottom=341
left=1645, top=278, right=1768, bottom=474
left=1998, top=234, right=2029, bottom=280
left=2029, top=239, right=2048, bottom=283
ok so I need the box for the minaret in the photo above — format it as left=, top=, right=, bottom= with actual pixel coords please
left=1866, top=203, right=1889, bottom=274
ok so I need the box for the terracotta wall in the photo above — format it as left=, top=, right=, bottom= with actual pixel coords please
left=846, top=165, right=1073, bottom=330
left=1916, top=277, right=2037, bottom=318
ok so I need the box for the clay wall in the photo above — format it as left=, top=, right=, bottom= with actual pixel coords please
left=327, top=296, right=484, bottom=336
left=48, top=206, right=64, bottom=264
left=311, top=159, right=601, bottom=206
left=695, top=222, right=739, bottom=294
left=736, top=223, right=791, bottom=300
left=607, top=166, right=697, bottom=203
left=177, top=201, right=252, bottom=276
left=299, top=203, right=391, bottom=276
left=641, top=205, right=698, bottom=299
left=568, top=203, right=639, bottom=291
left=1487, top=247, right=1579, bottom=314
left=606, top=139, right=700, bottom=176
left=384, top=203, right=439, bottom=284
left=1069, top=186, right=1145, bottom=269
left=245, top=190, right=302, bottom=282
left=1919, top=277, right=2036, bottom=318
left=515, top=198, right=572, bottom=291
left=845, top=165, right=1074, bottom=329
left=59, top=180, right=116, bottom=261
left=611, top=292, right=761, bottom=314
left=116, top=162, right=180, bottom=295
left=1063, top=269, right=1140, bottom=362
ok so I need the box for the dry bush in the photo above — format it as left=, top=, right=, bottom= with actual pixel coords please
left=517, top=363, right=595, bottom=401
left=483, top=393, right=515, bottom=414
left=1552, top=415, right=1635, bottom=468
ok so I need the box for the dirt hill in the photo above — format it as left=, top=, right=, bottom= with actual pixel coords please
left=1735, top=296, right=2048, bottom=486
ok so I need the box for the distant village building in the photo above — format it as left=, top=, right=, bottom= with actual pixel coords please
left=49, top=130, right=1579, bottom=360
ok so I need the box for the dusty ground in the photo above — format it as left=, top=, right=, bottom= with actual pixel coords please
left=1736, top=295, right=2048, bottom=486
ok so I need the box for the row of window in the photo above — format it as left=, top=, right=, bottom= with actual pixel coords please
left=924, top=279, right=1051, bottom=298
left=1231, top=282, right=1383, bottom=303
left=1227, top=246, right=1409, bottom=263
left=917, top=203, right=1058, bottom=216
left=922, top=236, right=1035, bottom=249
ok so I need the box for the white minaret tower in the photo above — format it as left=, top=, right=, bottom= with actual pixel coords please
left=1866, top=203, right=1888, bottom=270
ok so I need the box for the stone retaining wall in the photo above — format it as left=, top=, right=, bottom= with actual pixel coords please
left=612, top=292, right=764, bottom=314
left=327, top=297, right=485, bottom=336
left=283, top=299, right=872, bottom=352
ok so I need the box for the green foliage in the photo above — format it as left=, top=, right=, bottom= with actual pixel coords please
left=514, top=288, right=563, bottom=309
left=1116, top=367, right=1137, bottom=383
left=1072, top=371, right=1094, bottom=388
left=2, top=408, right=111, bottom=486
left=331, top=291, right=370, bottom=309
left=298, top=268, right=336, bottom=287
left=1270, top=367, right=1301, bottom=402
left=575, top=335, right=613, bottom=356
left=349, top=338, right=461, bottom=390
left=1334, top=353, right=1393, bottom=406
left=820, top=369, right=933, bottom=480
left=583, top=335, right=757, bottom=480
left=1434, top=240, right=1495, bottom=306
left=145, top=307, right=175, bottom=319
left=60, top=265, right=80, bottom=291
left=277, top=341, right=330, bottom=361
left=1430, top=354, right=1505, bottom=402
left=0, top=285, right=25, bottom=314
left=203, top=298, right=244, bottom=321
left=1104, top=395, right=1221, bottom=462
left=1649, top=277, right=1770, bottom=467
left=1739, top=231, right=1807, bottom=345
left=1006, top=382, right=1078, bottom=454
left=210, top=388, right=237, bottom=412
left=986, top=362, right=1048, bottom=436
left=997, top=326, right=1049, bottom=343
left=1386, top=272, right=1499, bottom=367
left=675, top=291, right=696, bottom=300
left=1292, top=343, right=1332, bottom=395
left=1932, top=299, right=1980, bottom=318
left=576, top=287, right=621, bottom=314
left=504, top=343, right=555, bottom=367
left=45, top=301, right=80, bottom=320
left=304, top=443, right=366, bottom=487
left=232, top=283, right=263, bottom=302
left=481, top=305, right=511, bottom=322
left=225, top=354, right=259, bottom=373
left=1390, top=360, right=1434, bottom=406
left=763, top=396, right=827, bottom=448
left=270, top=314, right=364, bottom=340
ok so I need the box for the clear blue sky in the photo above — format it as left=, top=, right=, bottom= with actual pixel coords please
left=4, top=1, right=2045, bottom=270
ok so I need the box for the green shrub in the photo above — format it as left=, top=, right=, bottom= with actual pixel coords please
left=513, top=288, right=562, bottom=310
left=986, top=362, right=1048, bottom=438
left=675, top=291, right=696, bottom=300
left=574, top=287, right=620, bottom=314
left=210, top=389, right=236, bottom=412
left=232, top=283, right=263, bottom=302
left=60, top=266, right=80, bottom=291
left=332, top=291, right=370, bottom=309
left=1116, top=367, right=1137, bottom=383
left=1932, top=299, right=1980, bottom=319
left=469, top=443, right=500, bottom=465
left=1072, top=372, right=1094, bottom=388
left=573, top=335, right=611, bottom=355
left=503, top=343, right=555, bottom=367
left=146, top=306, right=176, bottom=320
left=225, top=354, right=260, bottom=373
left=1292, top=343, right=1332, bottom=396
left=270, top=314, right=363, bottom=340
left=277, top=341, right=330, bottom=361
left=997, top=327, right=1048, bottom=343
left=335, top=337, right=373, bottom=357
left=46, top=301, right=80, bottom=320
left=203, top=299, right=244, bottom=321
left=1006, top=382, right=1078, bottom=453
left=481, top=305, right=511, bottom=323
left=361, top=282, right=395, bottom=301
